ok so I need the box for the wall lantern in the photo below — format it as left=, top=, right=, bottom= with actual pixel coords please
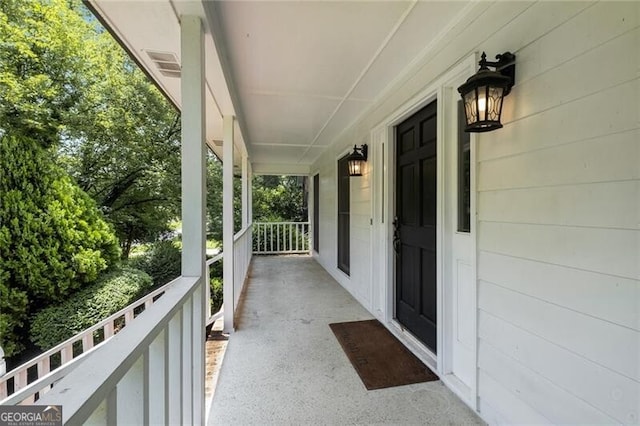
left=457, top=51, right=516, bottom=132
left=347, top=144, right=368, bottom=177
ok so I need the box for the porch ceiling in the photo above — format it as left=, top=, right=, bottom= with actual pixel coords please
left=87, top=1, right=469, bottom=174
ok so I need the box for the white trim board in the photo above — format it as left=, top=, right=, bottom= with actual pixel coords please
left=370, top=53, right=479, bottom=411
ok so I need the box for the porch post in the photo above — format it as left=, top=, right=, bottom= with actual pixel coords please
left=248, top=162, right=253, bottom=225
left=180, top=15, right=206, bottom=423
left=241, top=154, right=249, bottom=228
left=223, top=115, right=235, bottom=333
left=0, top=346, right=5, bottom=376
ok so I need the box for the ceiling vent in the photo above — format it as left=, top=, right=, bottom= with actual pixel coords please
left=145, top=50, right=181, bottom=78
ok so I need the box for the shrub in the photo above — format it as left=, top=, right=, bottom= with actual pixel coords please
left=29, top=267, right=152, bottom=351
left=0, top=134, right=120, bottom=356
left=128, top=240, right=181, bottom=286
left=210, top=277, right=223, bottom=315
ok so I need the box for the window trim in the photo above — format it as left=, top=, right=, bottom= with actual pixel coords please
left=337, top=155, right=350, bottom=276
left=313, top=173, right=320, bottom=253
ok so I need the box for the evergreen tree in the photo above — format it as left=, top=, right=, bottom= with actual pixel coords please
left=0, top=134, right=120, bottom=356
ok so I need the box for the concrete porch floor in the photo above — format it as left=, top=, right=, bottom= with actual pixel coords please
left=208, top=256, right=483, bottom=425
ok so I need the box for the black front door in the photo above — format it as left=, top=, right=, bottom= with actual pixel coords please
left=394, top=100, right=437, bottom=352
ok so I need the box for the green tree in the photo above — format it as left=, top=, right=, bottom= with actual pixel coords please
left=56, top=6, right=181, bottom=257
left=206, top=155, right=242, bottom=244
left=0, top=0, right=89, bottom=148
left=252, top=175, right=307, bottom=222
left=1, top=0, right=182, bottom=259
left=0, top=134, right=120, bottom=356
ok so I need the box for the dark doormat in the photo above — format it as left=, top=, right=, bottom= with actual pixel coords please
left=329, top=319, right=438, bottom=390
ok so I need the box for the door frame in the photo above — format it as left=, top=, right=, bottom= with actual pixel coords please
left=370, top=53, right=478, bottom=409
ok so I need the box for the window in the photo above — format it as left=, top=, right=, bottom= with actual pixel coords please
left=337, top=156, right=350, bottom=275
left=457, top=100, right=471, bottom=233
left=313, top=173, right=319, bottom=252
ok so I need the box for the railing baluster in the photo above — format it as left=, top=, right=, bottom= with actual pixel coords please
left=116, top=357, right=144, bottom=424
left=251, top=222, right=310, bottom=255
left=37, top=357, right=50, bottom=377
left=104, top=321, right=115, bottom=339
left=167, top=310, right=182, bottom=424
left=61, top=345, right=73, bottom=364
left=124, top=310, right=134, bottom=325
left=15, top=370, right=27, bottom=391
left=82, top=334, right=94, bottom=353
left=289, top=223, right=293, bottom=252
left=147, top=329, right=165, bottom=425
left=181, top=298, right=193, bottom=425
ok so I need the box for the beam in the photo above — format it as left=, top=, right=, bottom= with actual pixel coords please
left=251, top=163, right=311, bottom=176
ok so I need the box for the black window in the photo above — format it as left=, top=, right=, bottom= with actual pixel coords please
left=457, top=100, right=471, bottom=233
left=313, top=173, right=319, bottom=252
left=337, top=156, right=350, bottom=275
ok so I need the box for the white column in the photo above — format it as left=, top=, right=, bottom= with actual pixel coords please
left=180, top=15, right=206, bottom=424
left=248, top=163, right=253, bottom=225
left=223, top=115, right=235, bottom=333
left=180, top=16, right=206, bottom=278
left=0, top=346, right=5, bottom=376
left=241, top=154, right=249, bottom=228
left=308, top=175, right=312, bottom=254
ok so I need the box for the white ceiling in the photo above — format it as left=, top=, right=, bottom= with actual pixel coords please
left=88, top=0, right=469, bottom=173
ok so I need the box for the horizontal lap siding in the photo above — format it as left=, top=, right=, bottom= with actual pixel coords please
left=314, top=142, right=372, bottom=308
left=475, top=2, right=640, bottom=424
left=310, top=1, right=639, bottom=423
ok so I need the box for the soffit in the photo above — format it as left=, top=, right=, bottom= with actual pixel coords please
left=88, top=1, right=470, bottom=172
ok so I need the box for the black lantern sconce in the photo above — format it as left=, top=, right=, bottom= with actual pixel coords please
left=457, top=51, right=516, bottom=132
left=347, top=144, right=368, bottom=177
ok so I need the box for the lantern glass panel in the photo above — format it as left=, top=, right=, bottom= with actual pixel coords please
left=348, top=159, right=362, bottom=176
left=463, top=90, right=477, bottom=125
left=487, top=86, right=504, bottom=121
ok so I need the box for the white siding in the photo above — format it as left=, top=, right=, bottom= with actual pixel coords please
left=313, top=146, right=373, bottom=309
left=311, top=1, right=639, bottom=423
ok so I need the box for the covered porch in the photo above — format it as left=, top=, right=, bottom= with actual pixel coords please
left=208, top=256, right=481, bottom=425
left=3, top=1, right=636, bottom=424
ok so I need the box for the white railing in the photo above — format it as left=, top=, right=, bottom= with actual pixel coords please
left=233, top=224, right=253, bottom=307
left=206, top=252, right=224, bottom=327
left=38, top=276, right=207, bottom=424
left=253, top=222, right=310, bottom=254
left=0, top=255, right=225, bottom=406
left=0, top=278, right=177, bottom=405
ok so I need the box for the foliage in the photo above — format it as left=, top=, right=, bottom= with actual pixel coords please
left=0, top=134, right=120, bottom=356
left=128, top=240, right=181, bottom=286
left=0, top=0, right=90, bottom=147
left=29, top=267, right=152, bottom=351
left=1, top=0, right=182, bottom=258
left=252, top=175, right=307, bottom=222
left=210, top=277, right=223, bottom=315
left=58, top=41, right=182, bottom=257
left=206, top=156, right=242, bottom=244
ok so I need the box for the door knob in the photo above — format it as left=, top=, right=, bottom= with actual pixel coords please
left=392, top=216, right=401, bottom=256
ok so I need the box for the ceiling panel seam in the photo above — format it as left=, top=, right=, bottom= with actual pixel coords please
left=297, top=0, right=418, bottom=163
left=302, top=0, right=489, bottom=166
